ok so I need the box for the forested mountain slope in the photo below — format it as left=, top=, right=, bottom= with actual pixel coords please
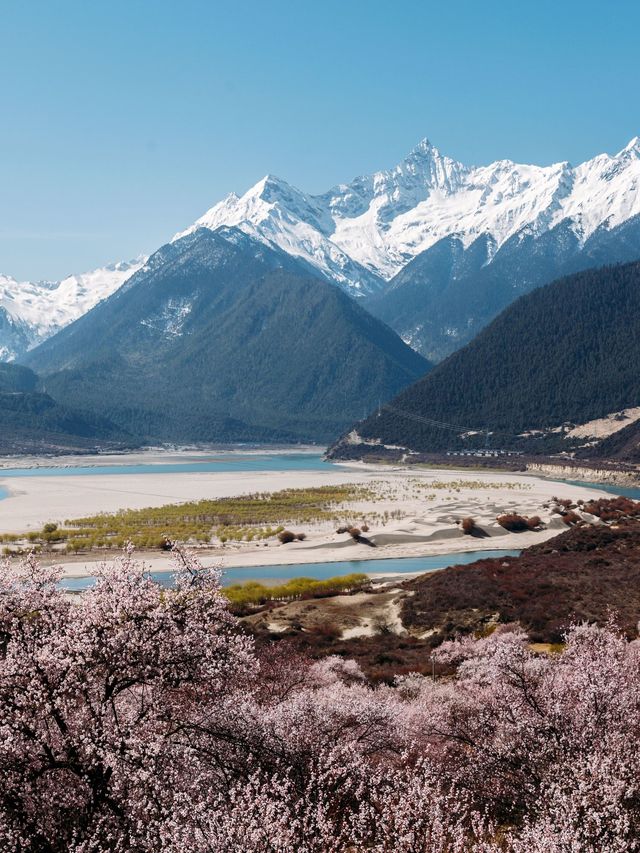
left=0, top=364, right=134, bottom=454
left=25, top=228, right=429, bottom=444
left=367, top=215, right=640, bottom=361
left=329, top=261, right=640, bottom=458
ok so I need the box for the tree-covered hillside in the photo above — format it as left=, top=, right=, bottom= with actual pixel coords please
left=25, top=228, right=429, bottom=444
left=367, top=215, right=640, bottom=361
left=330, top=261, right=640, bottom=457
left=0, top=363, right=134, bottom=454
left=0, top=363, right=38, bottom=393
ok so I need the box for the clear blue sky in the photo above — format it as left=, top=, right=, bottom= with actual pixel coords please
left=2, top=0, right=639, bottom=280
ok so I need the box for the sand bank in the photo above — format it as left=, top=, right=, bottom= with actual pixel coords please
left=0, top=468, right=357, bottom=534
left=0, top=459, right=615, bottom=580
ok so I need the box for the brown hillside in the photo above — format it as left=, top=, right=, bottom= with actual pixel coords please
left=403, top=519, right=640, bottom=643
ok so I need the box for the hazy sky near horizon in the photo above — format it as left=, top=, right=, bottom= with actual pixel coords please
left=2, top=0, right=639, bottom=280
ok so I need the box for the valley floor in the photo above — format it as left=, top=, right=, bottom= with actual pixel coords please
left=0, top=452, right=615, bottom=582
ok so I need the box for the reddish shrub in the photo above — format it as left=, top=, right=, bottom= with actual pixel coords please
left=310, top=622, right=341, bottom=641
left=583, top=497, right=640, bottom=521
left=277, top=530, right=296, bottom=544
left=526, top=516, right=542, bottom=530
left=600, top=511, right=619, bottom=522
left=461, top=517, right=476, bottom=535
left=563, top=511, right=582, bottom=526
left=496, top=513, right=530, bottom=532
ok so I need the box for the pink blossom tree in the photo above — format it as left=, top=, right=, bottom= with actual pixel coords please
left=0, top=547, right=255, bottom=852
left=0, top=547, right=639, bottom=851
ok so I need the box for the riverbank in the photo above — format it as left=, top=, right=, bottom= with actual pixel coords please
left=0, top=467, right=359, bottom=533
left=0, top=445, right=325, bottom=471
left=526, top=461, right=640, bottom=488
left=0, top=454, right=616, bottom=581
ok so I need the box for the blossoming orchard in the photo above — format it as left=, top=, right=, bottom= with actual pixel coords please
left=0, top=547, right=638, bottom=852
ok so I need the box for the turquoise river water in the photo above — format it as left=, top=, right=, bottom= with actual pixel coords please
left=60, top=549, right=522, bottom=592
left=0, top=451, right=334, bottom=480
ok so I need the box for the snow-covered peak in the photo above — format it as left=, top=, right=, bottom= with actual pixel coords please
left=619, top=136, right=640, bottom=156
left=176, top=172, right=333, bottom=236
left=409, top=137, right=434, bottom=154
left=0, top=257, right=146, bottom=360
left=174, top=172, right=382, bottom=294
left=176, top=136, right=640, bottom=288
left=397, top=136, right=467, bottom=189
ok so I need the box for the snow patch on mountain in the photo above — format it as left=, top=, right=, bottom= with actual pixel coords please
left=140, top=297, right=193, bottom=338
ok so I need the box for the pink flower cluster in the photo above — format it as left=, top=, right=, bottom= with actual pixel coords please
left=0, top=548, right=638, bottom=851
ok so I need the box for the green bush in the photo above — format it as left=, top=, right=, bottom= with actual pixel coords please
left=2, top=485, right=374, bottom=553
left=225, top=573, right=368, bottom=610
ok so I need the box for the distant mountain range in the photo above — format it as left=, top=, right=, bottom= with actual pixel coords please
left=177, top=136, right=640, bottom=359
left=3, top=137, right=640, bottom=363
left=0, top=258, right=145, bottom=361
left=24, top=228, right=428, bottom=444
left=3, top=137, right=640, bottom=452
left=328, top=261, right=640, bottom=461
left=177, top=137, right=640, bottom=292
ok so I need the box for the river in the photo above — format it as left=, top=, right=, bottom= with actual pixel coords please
left=563, top=479, right=640, bottom=501
left=0, top=451, right=333, bottom=481
left=60, top=548, right=522, bottom=592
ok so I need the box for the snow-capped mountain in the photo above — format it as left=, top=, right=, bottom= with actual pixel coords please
left=5, top=136, right=640, bottom=364
left=174, top=175, right=386, bottom=295
left=0, top=258, right=146, bottom=360
left=176, top=136, right=640, bottom=294
left=25, top=228, right=428, bottom=444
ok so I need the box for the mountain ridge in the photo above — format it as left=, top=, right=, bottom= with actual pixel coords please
left=24, top=227, right=429, bottom=444
left=0, top=257, right=146, bottom=361
left=5, top=135, right=640, bottom=364
left=176, top=136, right=640, bottom=293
